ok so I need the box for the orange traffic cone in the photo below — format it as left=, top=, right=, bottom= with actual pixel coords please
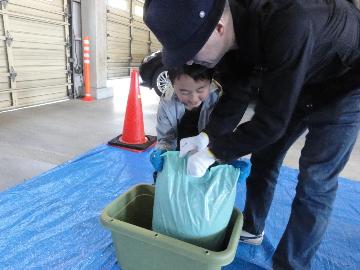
left=108, top=69, right=156, bottom=152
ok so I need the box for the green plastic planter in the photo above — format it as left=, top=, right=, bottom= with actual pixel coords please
left=100, top=184, right=243, bottom=270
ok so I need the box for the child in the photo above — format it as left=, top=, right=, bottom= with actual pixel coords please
left=149, top=64, right=219, bottom=178
left=149, top=64, right=251, bottom=181
left=155, top=64, right=220, bottom=151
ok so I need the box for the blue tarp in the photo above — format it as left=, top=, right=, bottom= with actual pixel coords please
left=0, top=144, right=359, bottom=269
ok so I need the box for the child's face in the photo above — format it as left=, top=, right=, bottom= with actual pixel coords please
left=173, top=74, right=211, bottom=110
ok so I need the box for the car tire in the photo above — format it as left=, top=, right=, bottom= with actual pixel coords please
left=152, top=66, right=170, bottom=97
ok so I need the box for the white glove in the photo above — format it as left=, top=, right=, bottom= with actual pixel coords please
left=187, top=148, right=216, bottom=177
left=179, top=132, right=209, bottom=158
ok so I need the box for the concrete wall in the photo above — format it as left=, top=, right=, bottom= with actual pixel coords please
left=81, top=0, right=113, bottom=99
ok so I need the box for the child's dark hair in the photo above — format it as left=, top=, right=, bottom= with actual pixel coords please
left=168, top=64, right=214, bottom=84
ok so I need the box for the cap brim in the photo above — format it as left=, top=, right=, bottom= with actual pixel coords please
left=162, top=0, right=226, bottom=68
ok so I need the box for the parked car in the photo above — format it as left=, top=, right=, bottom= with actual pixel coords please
left=139, top=51, right=170, bottom=96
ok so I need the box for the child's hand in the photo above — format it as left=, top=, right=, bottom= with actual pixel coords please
left=150, top=149, right=166, bottom=172
left=231, top=160, right=251, bottom=182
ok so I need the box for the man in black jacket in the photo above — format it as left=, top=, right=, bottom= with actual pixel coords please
left=144, top=0, right=360, bottom=269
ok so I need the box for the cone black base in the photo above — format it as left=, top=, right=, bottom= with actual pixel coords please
left=108, top=135, right=157, bottom=152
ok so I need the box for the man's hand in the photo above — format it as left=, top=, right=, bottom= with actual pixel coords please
left=150, top=149, right=166, bottom=172
left=179, top=132, right=209, bottom=158
left=230, top=159, right=251, bottom=182
left=186, top=148, right=216, bottom=177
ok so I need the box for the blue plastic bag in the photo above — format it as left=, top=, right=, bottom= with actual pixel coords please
left=152, top=151, right=240, bottom=251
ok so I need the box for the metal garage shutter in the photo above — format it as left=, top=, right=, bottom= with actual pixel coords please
left=0, top=0, right=70, bottom=111
left=106, top=0, right=161, bottom=79
left=106, top=1, right=131, bottom=79
left=130, top=0, right=149, bottom=68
